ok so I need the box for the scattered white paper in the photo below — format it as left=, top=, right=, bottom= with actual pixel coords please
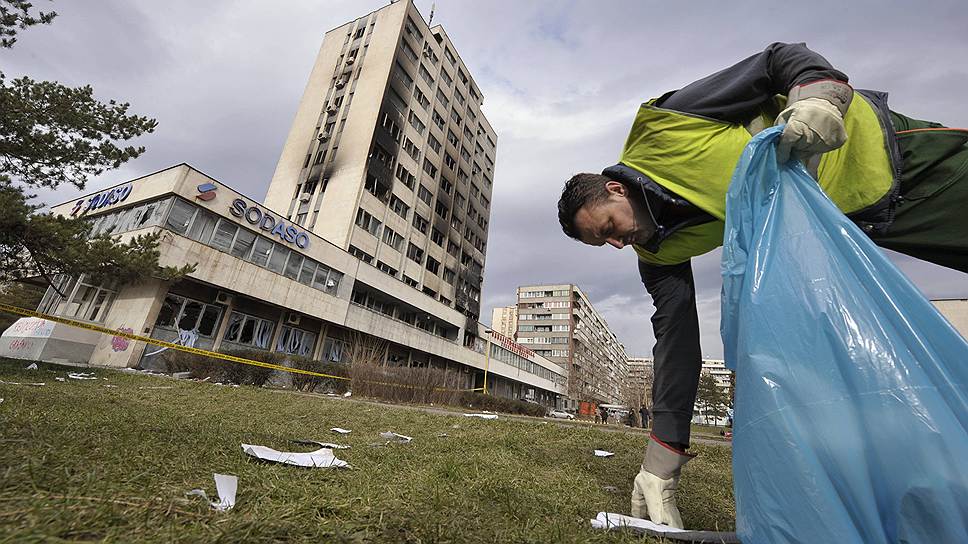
left=343, top=391, right=352, bottom=397
left=437, top=433, right=448, bottom=438
left=138, top=386, right=173, bottom=390
left=54, top=377, right=66, bottom=382
left=187, top=473, right=238, bottom=511
left=67, top=372, right=97, bottom=380
left=292, top=439, right=350, bottom=449
left=330, top=427, right=352, bottom=434
left=241, top=443, right=350, bottom=468
left=590, top=512, right=687, bottom=533
left=594, top=450, right=614, bottom=457
left=103, top=384, right=118, bottom=388
left=380, top=431, right=412, bottom=443
left=0, top=380, right=44, bottom=386
left=25, top=363, right=37, bottom=370
left=464, top=413, right=498, bottom=420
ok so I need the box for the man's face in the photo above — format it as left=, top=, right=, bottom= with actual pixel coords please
left=573, top=181, right=652, bottom=249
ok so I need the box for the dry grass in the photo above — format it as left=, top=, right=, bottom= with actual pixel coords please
left=0, top=358, right=735, bottom=543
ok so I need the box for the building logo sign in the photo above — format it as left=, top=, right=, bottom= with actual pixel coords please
left=230, top=198, right=311, bottom=249
left=70, top=184, right=133, bottom=216
left=488, top=329, right=535, bottom=359
left=196, top=182, right=217, bottom=201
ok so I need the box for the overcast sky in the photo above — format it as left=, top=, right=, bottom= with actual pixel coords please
left=8, top=0, right=967, bottom=358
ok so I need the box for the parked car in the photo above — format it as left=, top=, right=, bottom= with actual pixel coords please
left=547, top=410, right=575, bottom=420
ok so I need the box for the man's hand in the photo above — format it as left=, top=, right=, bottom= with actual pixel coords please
left=775, top=80, right=852, bottom=164
left=631, top=468, right=684, bottom=528
left=630, top=436, right=695, bottom=528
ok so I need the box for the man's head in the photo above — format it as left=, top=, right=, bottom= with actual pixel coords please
left=557, top=173, right=655, bottom=249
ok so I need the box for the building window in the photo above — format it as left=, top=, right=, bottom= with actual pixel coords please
left=444, top=47, right=456, bottom=65
left=427, top=134, right=442, bottom=155
left=223, top=311, right=275, bottom=349
left=412, top=212, right=428, bottom=234
left=376, top=260, right=398, bottom=277
left=395, top=62, right=414, bottom=89
left=434, top=200, right=449, bottom=220
left=444, top=153, right=457, bottom=171
left=435, top=88, right=449, bottom=108
left=432, top=109, right=446, bottom=131
left=382, top=226, right=404, bottom=251
left=355, top=208, right=382, bottom=237
left=440, top=68, right=453, bottom=87
left=155, top=293, right=222, bottom=336
left=39, top=275, right=117, bottom=323
left=446, top=239, right=460, bottom=257
left=454, top=89, right=465, bottom=105
left=412, top=86, right=430, bottom=110
left=403, top=275, right=418, bottom=288
left=401, top=40, right=418, bottom=64
left=406, top=242, right=424, bottom=264
left=417, top=184, right=433, bottom=205
left=443, top=267, right=455, bottom=284
left=389, top=195, right=410, bottom=220
left=430, top=227, right=444, bottom=247
left=276, top=325, right=316, bottom=356
left=349, top=244, right=374, bottom=264
left=446, top=129, right=459, bottom=147
left=422, top=158, right=438, bottom=179
left=418, top=64, right=435, bottom=87
left=380, top=112, right=402, bottom=142
left=402, top=137, right=420, bottom=162
left=395, top=163, right=416, bottom=190
left=450, top=109, right=462, bottom=126
left=408, top=111, right=426, bottom=135
left=425, top=256, right=440, bottom=275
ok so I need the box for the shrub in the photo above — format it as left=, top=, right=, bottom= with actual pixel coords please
left=287, top=355, right=351, bottom=394
left=460, top=392, right=548, bottom=417
left=350, top=362, right=464, bottom=405
left=184, top=348, right=277, bottom=386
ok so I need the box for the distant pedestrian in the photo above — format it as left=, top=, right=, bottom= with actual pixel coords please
left=599, top=406, right=609, bottom=425
left=639, top=405, right=650, bottom=429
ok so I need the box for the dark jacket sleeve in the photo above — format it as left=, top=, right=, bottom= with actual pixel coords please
left=638, top=259, right=704, bottom=445
left=657, top=42, right=849, bottom=124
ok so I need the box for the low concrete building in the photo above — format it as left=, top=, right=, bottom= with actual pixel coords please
left=2, top=165, right=566, bottom=406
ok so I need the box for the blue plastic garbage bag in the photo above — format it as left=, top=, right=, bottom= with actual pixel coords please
left=720, top=127, right=968, bottom=544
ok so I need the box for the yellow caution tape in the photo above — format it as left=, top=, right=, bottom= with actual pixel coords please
left=0, top=302, right=482, bottom=393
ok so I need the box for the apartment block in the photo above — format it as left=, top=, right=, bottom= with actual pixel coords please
left=626, top=357, right=654, bottom=408
left=514, top=284, right=628, bottom=405
left=263, top=0, right=496, bottom=328
left=490, top=305, right=517, bottom=339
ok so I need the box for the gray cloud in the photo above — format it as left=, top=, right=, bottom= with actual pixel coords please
left=8, top=0, right=967, bottom=358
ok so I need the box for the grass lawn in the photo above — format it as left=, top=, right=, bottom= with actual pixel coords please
left=0, top=359, right=735, bottom=543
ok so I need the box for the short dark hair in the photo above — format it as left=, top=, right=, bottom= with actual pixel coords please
left=557, top=173, right=612, bottom=240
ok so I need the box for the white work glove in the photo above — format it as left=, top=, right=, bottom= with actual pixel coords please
left=775, top=80, right=852, bottom=164
left=630, top=436, right=695, bottom=529
left=631, top=468, right=684, bottom=528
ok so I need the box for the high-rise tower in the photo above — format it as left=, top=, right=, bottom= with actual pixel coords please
left=264, top=0, right=496, bottom=323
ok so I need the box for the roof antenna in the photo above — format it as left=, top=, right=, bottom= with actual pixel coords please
left=428, top=2, right=435, bottom=25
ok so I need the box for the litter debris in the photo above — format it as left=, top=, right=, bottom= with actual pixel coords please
left=379, top=431, right=412, bottom=444
left=594, top=450, right=614, bottom=458
left=464, top=413, right=498, bottom=420
left=292, top=439, right=350, bottom=449
left=103, top=384, right=118, bottom=388
left=602, top=486, right=618, bottom=493
left=343, top=391, right=352, bottom=397
left=187, top=473, right=238, bottom=511
left=54, top=377, right=66, bottom=382
left=138, top=386, right=174, bottom=390
left=242, top=443, right=350, bottom=468
left=330, top=427, right=352, bottom=434
left=25, top=363, right=37, bottom=370
left=590, top=512, right=740, bottom=543
left=67, top=372, right=97, bottom=380
left=0, top=380, right=44, bottom=386
left=437, top=433, right=448, bottom=438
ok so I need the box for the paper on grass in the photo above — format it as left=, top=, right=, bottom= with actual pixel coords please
left=68, top=372, right=97, bottom=380
left=330, top=427, right=352, bottom=434
left=590, top=512, right=686, bottom=533
left=293, top=439, right=350, bottom=449
left=242, top=443, right=350, bottom=468
left=187, top=473, right=238, bottom=511
left=594, top=450, right=614, bottom=457
left=0, top=380, right=44, bottom=386
left=25, top=363, right=37, bottom=370
left=380, top=431, right=412, bottom=443
left=464, top=413, right=498, bottom=419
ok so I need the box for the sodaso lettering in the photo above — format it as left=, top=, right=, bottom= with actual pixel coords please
left=230, top=198, right=310, bottom=249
